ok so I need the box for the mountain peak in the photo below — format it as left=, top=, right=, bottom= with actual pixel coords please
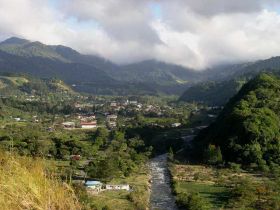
left=0, top=37, right=30, bottom=45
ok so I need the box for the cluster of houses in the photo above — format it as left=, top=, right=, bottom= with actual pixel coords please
left=62, top=113, right=98, bottom=129
left=85, top=180, right=130, bottom=194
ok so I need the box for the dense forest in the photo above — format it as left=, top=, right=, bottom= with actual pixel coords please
left=194, top=73, right=280, bottom=170
left=179, top=79, right=246, bottom=105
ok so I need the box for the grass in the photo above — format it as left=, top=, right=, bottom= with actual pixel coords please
left=0, top=151, right=81, bottom=210
left=170, top=164, right=231, bottom=209
left=0, top=76, right=29, bottom=86
left=175, top=181, right=230, bottom=208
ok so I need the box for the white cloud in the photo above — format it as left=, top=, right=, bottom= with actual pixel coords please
left=1, top=0, right=280, bottom=69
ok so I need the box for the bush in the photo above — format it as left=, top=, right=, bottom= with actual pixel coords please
left=127, top=188, right=147, bottom=210
left=228, top=162, right=242, bottom=173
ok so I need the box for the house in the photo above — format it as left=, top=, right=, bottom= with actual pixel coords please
left=78, top=114, right=96, bottom=122
left=80, top=121, right=97, bottom=129
left=107, top=121, right=117, bottom=128
left=70, top=154, right=81, bottom=160
left=171, top=123, right=182, bottom=128
left=105, top=184, right=130, bottom=191
left=110, top=102, right=117, bottom=107
left=62, top=122, right=75, bottom=129
left=14, top=117, right=21, bottom=122
left=106, top=114, right=118, bottom=120
left=85, top=180, right=103, bottom=192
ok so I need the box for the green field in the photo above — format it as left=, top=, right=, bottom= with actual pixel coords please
left=175, top=181, right=230, bottom=208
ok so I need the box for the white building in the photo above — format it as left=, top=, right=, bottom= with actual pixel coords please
left=80, top=121, right=97, bottom=129
left=62, top=122, right=75, bottom=129
left=171, top=123, right=182, bottom=128
left=105, top=184, right=130, bottom=191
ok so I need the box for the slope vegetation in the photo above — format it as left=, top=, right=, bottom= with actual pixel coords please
left=0, top=151, right=80, bottom=210
left=195, top=73, right=280, bottom=167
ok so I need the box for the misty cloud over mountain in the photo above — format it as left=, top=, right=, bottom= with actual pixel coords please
left=1, top=0, right=280, bottom=69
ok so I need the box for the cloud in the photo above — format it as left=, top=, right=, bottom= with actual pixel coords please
left=1, top=0, right=280, bottom=69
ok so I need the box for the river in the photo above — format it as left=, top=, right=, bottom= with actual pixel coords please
left=149, top=154, right=178, bottom=210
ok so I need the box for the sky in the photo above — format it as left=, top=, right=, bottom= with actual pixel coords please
left=1, top=0, right=280, bottom=69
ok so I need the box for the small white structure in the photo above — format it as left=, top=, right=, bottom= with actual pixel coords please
left=85, top=180, right=102, bottom=192
left=110, top=102, right=117, bottom=107
left=171, top=123, right=182, bottom=128
left=62, top=122, right=75, bottom=129
left=107, top=114, right=118, bottom=120
left=105, top=184, right=130, bottom=191
left=14, top=117, right=21, bottom=122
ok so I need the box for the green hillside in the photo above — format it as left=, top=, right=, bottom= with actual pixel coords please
left=0, top=73, right=75, bottom=97
left=194, top=73, right=280, bottom=168
left=179, top=79, right=246, bottom=105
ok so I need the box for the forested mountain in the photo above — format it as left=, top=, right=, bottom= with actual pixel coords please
left=4, top=37, right=280, bottom=97
left=0, top=37, right=115, bottom=84
left=180, top=57, right=280, bottom=105
left=114, top=60, right=203, bottom=85
left=194, top=73, right=280, bottom=168
left=0, top=37, right=203, bottom=95
left=179, top=79, right=246, bottom=105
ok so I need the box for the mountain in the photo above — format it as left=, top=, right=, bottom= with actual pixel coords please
left=179, top=79, right=246, bottom=106
left=0, top=37, right=206, bottom=95
left=113, top=60, right=203, bottom=85
left=4, top=37, right=280, bottom=97
left=0, top=37, right=115, bottom=83
left=180, top=56, right=280, bottom=105
left=194, top=73, right=280, bottom=167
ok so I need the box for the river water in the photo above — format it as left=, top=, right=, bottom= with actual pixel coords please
left=149, top=154, right=178, bottom=210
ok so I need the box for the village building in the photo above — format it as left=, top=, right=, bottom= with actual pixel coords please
left=78, top=114, right=96, bottom=122
left=110, top=102, right=117, bottom=107
left=85, top=180, right=102, bottom=192
left=62, top=122, right=75, bottom=129
left=107, top=121, right=117, bottom=128
left=105, top=184, right=130, bottom=191
left=70, top=154, right=81, bottom=160
left=106, top=114, right=118, bottom=120
left=129, top=100, right=138, bottom=105
left=80, top=121, right=97, bottom=129
left=171, top=123, right=182, bottom=128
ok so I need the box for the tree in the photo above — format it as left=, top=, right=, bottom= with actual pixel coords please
left=204, top=145, right=223, bottom=165
left=168, top=147, right=174, bottom=162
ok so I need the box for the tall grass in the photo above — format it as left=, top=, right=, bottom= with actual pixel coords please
left=0, top=151, right=81, bottom=210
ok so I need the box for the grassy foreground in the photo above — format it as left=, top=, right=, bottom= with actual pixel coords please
left=0, top=151, right=81, bottom=210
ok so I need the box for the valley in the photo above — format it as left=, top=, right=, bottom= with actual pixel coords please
left=1, top=70, right=280, bottom=209
left=3, top=1, right=280, bottom=209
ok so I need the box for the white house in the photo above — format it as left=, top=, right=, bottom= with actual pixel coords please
left=62, top=122, right=75, bottom=129
left=85, top=180, right=102, bottom=192
left=105, top=184, right=130, bottom=191
left=171, top=123, right=182, bottom=128
left=106, top=114, right=118, bottom=120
